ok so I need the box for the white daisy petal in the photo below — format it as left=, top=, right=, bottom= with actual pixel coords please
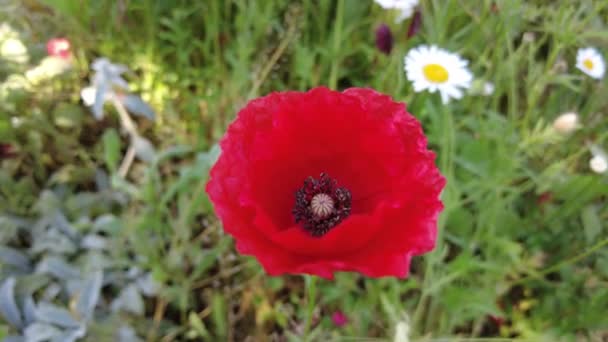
left=445, top=85, right=463, bottom=100
left=439, top=90, right=450, bottom=104
left=374, top=0, right=419, bottom=21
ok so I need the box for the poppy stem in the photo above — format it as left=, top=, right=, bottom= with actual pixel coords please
left=302, top=275, right=318, bottom=339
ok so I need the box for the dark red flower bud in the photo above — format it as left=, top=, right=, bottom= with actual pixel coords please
left=537, top=192, right=553, bottom=206
left=407, top=10, right=422, bottom=38
left=0, top=143, right=16, bottom=159
left=375, top=24, right=393, bottom=55
left=488, top=314, right=505, bottom=327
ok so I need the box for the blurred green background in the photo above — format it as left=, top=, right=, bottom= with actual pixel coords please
left=1, top=0, right=607, bottom=341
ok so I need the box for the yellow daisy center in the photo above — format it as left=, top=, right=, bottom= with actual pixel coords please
left=583, top=58, right=594, bottom=70
left=423, top=63, right=449, bottom=83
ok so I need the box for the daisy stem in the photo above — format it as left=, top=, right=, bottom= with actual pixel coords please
left=303, top=275, right=318, bottom=339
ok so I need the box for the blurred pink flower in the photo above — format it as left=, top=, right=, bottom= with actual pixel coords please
left=331, top=311, right=348, bottom=327
left=46, top=38, right=71, bottom=59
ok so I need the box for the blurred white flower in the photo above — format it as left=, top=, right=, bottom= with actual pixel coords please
left=0, top=37, right=28, bottom=64
left=0, top=74, right=29, bottom=95
left=393, top=320, right=410, bottom=342
left=11, top=116, right=23, bottom=128
left=468, top=80, right=494, bottom=96
left=522, top=32, right=536, bottom=43
left=483, top=82, right=495, bottom=96
left=552, top=112, right=579, bottom=134
left=589, top=155, right=607, bottom=174
left=405, top=45, right=473, bottom=104
left=24, top=56, right=72, bottom=83
left=81, top=86, right=97, bottom=106
left=374, top=0, right=418, bottom=22
left=576, top=47, right=605, bottom=79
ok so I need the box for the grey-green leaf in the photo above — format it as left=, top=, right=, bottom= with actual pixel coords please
left=24, top=322, right=62, bottom=342
left=121, top=94, right=155, bottom=120
left=75, top=271, right=103, bottom=321
left=0, top=278, right=23, bottom=328
left=35, top=302, right=81, bottom=328
left=0, top=246, right=31, bottom=272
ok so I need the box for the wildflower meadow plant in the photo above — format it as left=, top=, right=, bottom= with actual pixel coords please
left=2, top=0, right=608, bottom=340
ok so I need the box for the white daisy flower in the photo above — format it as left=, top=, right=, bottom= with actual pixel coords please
left=576, top=47, right=605, bottom=79
left=374, top=0, right=418, bottom=22
left=404, top=45, right=473, bottom=104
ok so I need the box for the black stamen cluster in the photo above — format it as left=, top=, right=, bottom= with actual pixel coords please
left=292, top=173, right=352, bottom=237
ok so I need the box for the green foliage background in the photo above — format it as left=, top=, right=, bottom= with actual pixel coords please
left=1, top=0, right=607, bottom=341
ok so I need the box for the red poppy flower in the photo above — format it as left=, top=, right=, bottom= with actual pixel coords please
left=206, top=87, right=445, bottom=279
left=46, top=38, right=71, bottom=59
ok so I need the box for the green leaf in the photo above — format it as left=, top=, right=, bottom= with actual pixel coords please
left=581, top=205, right=602, bottom=245
left=188, top=311, right=211, bottom=340
left=211, top=292, right=227, bottom=339
left=102, top=129, right=121, bottom=172
left=52, top=103, right=84, bottom=129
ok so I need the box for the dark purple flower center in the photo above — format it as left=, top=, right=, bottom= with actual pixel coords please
left=292, top=173, right=352, bottom=237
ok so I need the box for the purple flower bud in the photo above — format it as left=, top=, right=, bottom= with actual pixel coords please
left=375, top=24, right=393, bottom=55
left=407, top=10, right=422, bottom=38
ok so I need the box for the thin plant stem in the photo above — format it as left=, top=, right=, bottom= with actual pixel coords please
left=247, top=21, right=297, bottom=100
left=112, top=95, right=140, bottom=177
left=302, top=275, right=318, bottom=340
left=118, top=145, right=136, bottom=178
left=328, top=0, right=344, bottom=90
left=111, top=96, right=138, bottom=138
